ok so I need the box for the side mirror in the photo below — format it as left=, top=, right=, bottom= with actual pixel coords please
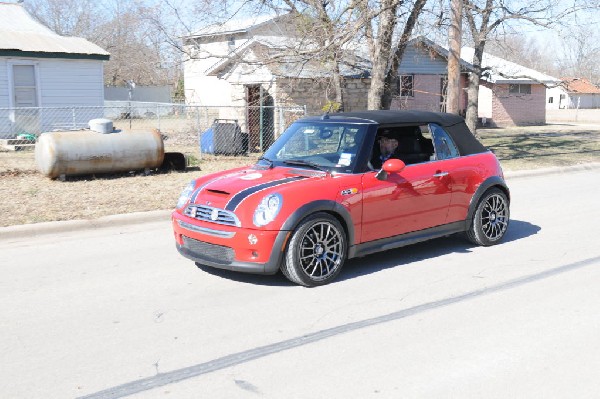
left=375, top=159, right=405, bottom=181
left=383, top=158, right=405, bottom=173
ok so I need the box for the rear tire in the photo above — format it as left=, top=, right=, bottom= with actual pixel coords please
left=467, top=188, right=510, bottom=246
left=281, top=213, right=347, bottom=287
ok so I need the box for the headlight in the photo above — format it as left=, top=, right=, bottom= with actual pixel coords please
left=253, top=193, right=283, bottom=227
left=176, top=181, right=196, bottom=209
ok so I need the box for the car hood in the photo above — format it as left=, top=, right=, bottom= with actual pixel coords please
left=190, top=167, right=326, bottom=211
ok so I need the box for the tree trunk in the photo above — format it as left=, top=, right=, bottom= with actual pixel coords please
left=367, top=2, right=397, bottom=110
left=332, top=64, right=344, bottom=111
left=381, top=0, right=428, bottom=110
left=446, top=0, right=462, bottom=114
left=465, top=42, right=485, bottom=134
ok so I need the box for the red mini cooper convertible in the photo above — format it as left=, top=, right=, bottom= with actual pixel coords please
left=172, top=111, right=510, bottom=286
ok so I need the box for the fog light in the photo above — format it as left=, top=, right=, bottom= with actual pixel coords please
left=248, top=234, right=258, bottom=245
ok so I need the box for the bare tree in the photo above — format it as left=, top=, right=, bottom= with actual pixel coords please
left=25, top=0, right=100, bottom=37
left=357, top=0, right=428, bottom=109
left=486, top=35, right=558, bottom=76
left=255, top=0, right=428, bottom=110
left=462, top=0, right=599, bottom=132
left=25, top=0, right=176, bottom=86
left=557, top=22, right=600, bottom=83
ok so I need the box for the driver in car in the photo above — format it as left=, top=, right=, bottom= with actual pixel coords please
left=371, top=129, right=401, bottom=169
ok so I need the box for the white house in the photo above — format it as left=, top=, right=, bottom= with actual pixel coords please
left=183, top=14, right=372, bottom=150
left=0, top=3, right=109, bottom=137
left=184, top=16, right=559, bottom=129
left=547, top=77, right=600, bottom=109
left=183, top=14, right=297, bottom=107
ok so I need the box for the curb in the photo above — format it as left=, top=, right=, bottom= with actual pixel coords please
left=504, top=162, right=600, bottom=180
left=2, top=163, right=598, bottom=241
left=0, top=210, right=172, bottom=241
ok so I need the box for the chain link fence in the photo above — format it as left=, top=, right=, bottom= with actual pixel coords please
left=0, top=102, right=306, bottom=172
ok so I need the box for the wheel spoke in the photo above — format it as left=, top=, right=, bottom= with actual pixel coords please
left=480, top=193, right=509, bottom=240
left=297, top=220, right=345, bottom=281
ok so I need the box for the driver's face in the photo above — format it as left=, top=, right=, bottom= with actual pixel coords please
left=379, top=136, right=398, bottom=155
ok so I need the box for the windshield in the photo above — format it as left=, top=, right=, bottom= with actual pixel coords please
left=262, top=121, right=369, bottom=173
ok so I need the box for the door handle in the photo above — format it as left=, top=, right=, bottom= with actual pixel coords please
left=433, top=171, right=449, bottom=178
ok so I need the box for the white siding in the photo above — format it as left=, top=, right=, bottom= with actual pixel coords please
left=0, top=56, right=105, bottom=136
left=184, top=56, right=233, bottom=105
left=478, top=84, right=493, bottom=119
left=546, top=86, right=564, bottom=110
left=399, top=45, right=448, bottom=75
left=38, top=59, right=104, bottom=106
left=0, top=60, right=8, bottom=107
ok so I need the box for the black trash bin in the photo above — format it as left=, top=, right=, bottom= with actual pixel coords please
left=212, top=119, right=247, bottom=155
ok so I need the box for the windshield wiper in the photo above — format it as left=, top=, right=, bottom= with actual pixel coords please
left=282, top=159, right=329, bottom=173
left=257, top=156, right=274, bottom=169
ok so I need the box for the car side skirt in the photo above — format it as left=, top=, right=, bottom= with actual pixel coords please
left=348, top=221, right=466, bottom=259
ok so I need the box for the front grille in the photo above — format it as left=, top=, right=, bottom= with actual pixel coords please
left=182, top=236, right=235, bottom=264
left=184, top=205, right=240, bottom=227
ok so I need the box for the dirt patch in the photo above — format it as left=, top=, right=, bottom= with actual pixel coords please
left=1, top=123, right=599, bottom=227
left=0, top=153, right=258, bottom=227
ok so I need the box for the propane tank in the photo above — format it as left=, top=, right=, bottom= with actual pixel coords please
left=35, top=129, right=164, bottom=179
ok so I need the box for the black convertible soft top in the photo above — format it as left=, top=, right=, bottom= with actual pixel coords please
left=300, top=110, right=487, bottom=156
left=323, top=110, right=465, bottom=126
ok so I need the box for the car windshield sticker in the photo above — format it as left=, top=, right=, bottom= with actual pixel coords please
left=338, top=153, right=352, bottom=166
left=240, top=172, right=262, bottom=180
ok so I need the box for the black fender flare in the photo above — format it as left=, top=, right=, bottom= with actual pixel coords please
left=281, top=200, right=355, bottom=246
left=466, top=176, right=510, bottom=227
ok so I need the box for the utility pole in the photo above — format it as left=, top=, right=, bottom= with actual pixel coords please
left=447, top=0, right=462, bottom=114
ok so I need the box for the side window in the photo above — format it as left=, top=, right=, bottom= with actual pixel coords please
left=429, top=124, right=460, bottom=160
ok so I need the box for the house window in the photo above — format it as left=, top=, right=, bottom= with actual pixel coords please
left=509, top=84, right=531, bottom=95
left=13, top=65, right=38, bottom=107
left=398, top=75, right=414, bottom=97
left=548, top=97, right=554, bottom=104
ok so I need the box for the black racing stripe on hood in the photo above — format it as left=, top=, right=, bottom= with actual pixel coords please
left=225, top=177, right=306, bottom=211
left=190, top=176, right=227, bottom=204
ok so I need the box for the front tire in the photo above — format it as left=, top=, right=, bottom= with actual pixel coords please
left=467, top=188, right=510, bottom=246
left=281, top=213, right=347, bottom=287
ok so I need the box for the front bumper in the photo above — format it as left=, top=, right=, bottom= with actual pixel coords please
left=172, top=212, right=289, bottom=275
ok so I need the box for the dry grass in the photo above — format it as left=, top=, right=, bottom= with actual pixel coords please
left=477, top=124, right=600, bottom=171
left=1, top=123, right=599, bottom=227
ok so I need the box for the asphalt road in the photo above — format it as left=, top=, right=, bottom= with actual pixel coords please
left=1, top=168, right=599, bottom=399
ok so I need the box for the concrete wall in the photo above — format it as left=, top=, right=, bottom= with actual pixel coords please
left=547, top=109, right=600, bottom=123
left=104, top=86, right=172, bottom=102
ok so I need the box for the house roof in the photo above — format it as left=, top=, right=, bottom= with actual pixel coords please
left=409, top=37, right=476, bottom=73
left=197, top=17, right=558, bottom=86
left=0, top=3, right=109, bottom=60
left=411, top=36, right=557, bottom=85
left=206, top=36, right=370, bottom=79
left=460, top=47, right=558, bottom=85
left=560, top=77, right=600, bottom=94
left=189, top=14, right=285, bottom=38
